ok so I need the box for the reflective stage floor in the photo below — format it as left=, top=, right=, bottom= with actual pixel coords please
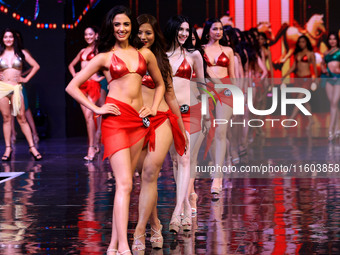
left=0, top=127, right=339, bottom=254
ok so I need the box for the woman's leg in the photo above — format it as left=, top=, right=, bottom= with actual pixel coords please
left=188, top=131, right=205, bottom=213
left=108, top=137, right=145, bottom=253
left=80, top=99, right=97, bottom=159
left=170, top=130, right=200, bottom=232
left=326, top=83, right=340, bottom=136
left=10, top=116, right=16, bottom=144
left=15, top=96, right=41, bottom=157
left=212, top=103, right=233, bottom=192
left=25, top=108, right=39, bottom=144
left=0, top=97, right=13, bottom=158
left=133, top=120, right=173, bottom=249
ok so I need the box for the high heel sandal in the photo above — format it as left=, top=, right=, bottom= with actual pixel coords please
left=189, top=192, right=198, bottom=214
left=150, top=221, right=163, bottom=249
left=2, top=146, right=12, bottom=161
left=328, top=131, right=335, bottom=141
left=181, top=214, right=192, bottom=231
left=84, top=146, right=97, bottom=161
left=335, top=130, right=340, bottom=138
left=211, top=184, right=222, bottom=195
left=118, top=250, right=132, bottom=255
left=169, top=214, right=181, bottom=233
left=29, top=146, right=42, bottom=161
left=131, top=233, right=146, bottom=253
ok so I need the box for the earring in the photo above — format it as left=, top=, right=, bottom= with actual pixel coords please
left=206, top=34, right=209, bottom=40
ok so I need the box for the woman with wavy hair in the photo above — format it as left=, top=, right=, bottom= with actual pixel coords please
left=66, top=6, right=165, bottom=255
left=130, top=14, right=187, bottom=252
left=0, top=28, right=41, bottom=161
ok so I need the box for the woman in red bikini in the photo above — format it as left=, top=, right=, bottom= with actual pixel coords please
left=201, top=18, right=235, bottom=196
left=0, top=28, right=42, bottom=161
left=282, top=35, right=317, bottom=129
left=164, top=15, right=205, bottom=233
left=129, top=14, right=187, bottom=252
left=66, top=6, right=165, bottom=255
left=68, top=26, right=102, bottom=161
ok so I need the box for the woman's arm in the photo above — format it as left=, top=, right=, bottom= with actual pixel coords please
left=257, top=56, right=268, bottom=79
left=267, top=49, right=274, bottom=78
left=310, top=52, right=318, bottom=79
left=68, top=49, right=83, bottom=77
left=141, top=48, right=165, bottom=117
left=21, top=50, right=40, bottom=83
left=65, top=53, right=119, bottom=115
left=282, top=59, right=296, bottom=79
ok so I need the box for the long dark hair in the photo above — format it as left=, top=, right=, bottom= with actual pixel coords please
left=326, top=32, right=340, bottom=49
left=0, top=28, right=25, bottom=61
left=224, top=26, right=247, bottom=68
left=200, top=18, right=228, bottom=46
left=258, top=32, right=269, bottom=49
left=137, top=14, right=172, bottom=89
left=97, top=5, right=143, bottom=53
left=294, top=35, right=313, bottom=55
left=164, top=15, right=193, bottom=53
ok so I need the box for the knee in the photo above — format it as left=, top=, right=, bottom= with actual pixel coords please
left=84, top=114, right=93, bottom=124
left=215, top=127, right=227, bottom=140
left=330, top=100, right=338, bottom=109
left=16, top=115, right=27, bottom=125
left=142, top=164, right=160, bottom=183
left=2, top=114, right=11, bottom=123
left=178, top=153, right=190, bottom=167
left=116, top=179, right=133, bottom=194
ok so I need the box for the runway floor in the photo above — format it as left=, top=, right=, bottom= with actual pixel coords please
left=0, top=126, right=339, bottom=254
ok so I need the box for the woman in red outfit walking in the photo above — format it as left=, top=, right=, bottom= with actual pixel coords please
left=68, top=26, right=102, bottom=161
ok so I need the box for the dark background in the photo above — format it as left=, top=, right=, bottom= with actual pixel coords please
left=0, top=0, right=338, bottom=138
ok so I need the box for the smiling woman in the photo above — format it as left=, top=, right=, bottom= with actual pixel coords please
left=65, top=5, right=166, bottom=255
left=68, top=26, right=102, bottom=161
left=0, top=28, right=42, bottom=161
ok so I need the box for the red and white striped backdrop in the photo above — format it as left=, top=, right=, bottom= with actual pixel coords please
left=229, top=0, right=294, bottom=77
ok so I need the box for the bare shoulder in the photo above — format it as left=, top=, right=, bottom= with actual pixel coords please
left=221, top=46, right=233, bottom=53
left=139, top=47, right=153, bottom=58
left=187, top=49, right=202, bottom=59
left=22, top=49, right=31, bottom=57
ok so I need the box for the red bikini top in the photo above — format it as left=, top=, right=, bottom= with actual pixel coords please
left=142, top=73, right=155, bottom=89
left=80, top=49, right=96, bottom=62
left=203, top=50, right=230, bottom=67
left=174, top=52, right=192, bottom=80
left=297, top=54, right=309, bottom=63
left=109, top=49, right=147, bottom=83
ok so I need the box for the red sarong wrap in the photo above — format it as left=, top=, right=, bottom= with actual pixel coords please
left=146, top=109, right=186, bottom=156
left=206, top=76, right=233, bottom=108
left=181, top=102, right=202, bottom=135
left=101, top=97, right=155, bottom=160
left=203, top=97, right=216, bottom=159
left=80, top=80, right=101, bottom=102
